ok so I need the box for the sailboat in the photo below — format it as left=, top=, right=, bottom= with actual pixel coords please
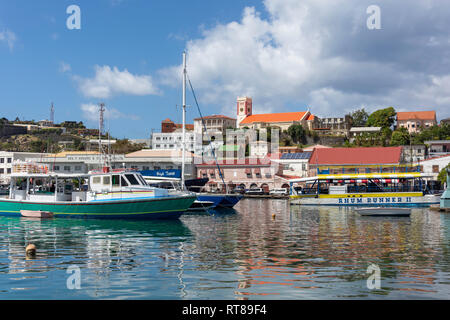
left=142, top=51, right=242, bottom=209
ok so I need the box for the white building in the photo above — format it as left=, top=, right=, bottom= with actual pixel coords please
left=348, top=127, right=382, bottom=142
left=0, top=151, right=45, bottom=185
left=271, top=152, right=312, bottom=178
left=418, top=155, right=450, bottom=180
left=31, top=150, right=197, bottom=180
left=151, top=130, right=196, bottom=152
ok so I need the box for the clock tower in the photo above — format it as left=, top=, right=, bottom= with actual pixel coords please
left=237, top=96, right=252, bottom=125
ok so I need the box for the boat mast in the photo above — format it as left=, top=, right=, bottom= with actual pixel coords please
left=181, top=51, right=187, bottom=190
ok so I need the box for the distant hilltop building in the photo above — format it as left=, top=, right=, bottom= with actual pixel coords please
left=236, top=96, right=316, bottom=131
left=396, top=111, right=437, bottom=133
left=161, top=118, right=194, bottom=133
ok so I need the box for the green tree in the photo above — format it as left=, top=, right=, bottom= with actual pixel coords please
left=287, top=124, right=305, bottom=143
left=350, top=108, right=369, bottom=127
left=437, top=163, right=450, bottom=186
left=366, top=107, right=396, bottom=128
left=390, top=127, right=410, bottom=146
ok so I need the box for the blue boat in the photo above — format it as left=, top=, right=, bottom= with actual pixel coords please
left=196, top=194, right=243, bottom=209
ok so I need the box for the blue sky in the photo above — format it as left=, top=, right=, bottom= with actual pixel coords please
left=0, top=0, right=264, bottom=138
left=1, top=0, right=449, bottom=139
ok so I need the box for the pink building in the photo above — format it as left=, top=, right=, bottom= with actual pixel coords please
left=196, top=158, right=287, bottom=192
left=397, top=111, right=437, bottom=133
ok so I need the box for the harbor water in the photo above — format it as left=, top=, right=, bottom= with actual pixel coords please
left=0, top=198, right=448, bottom=299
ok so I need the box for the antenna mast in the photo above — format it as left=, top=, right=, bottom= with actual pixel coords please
left=181, top=51, right=187, bottom=190
left=50, top=102, right=55, bottom=124
left=99, top=103, right=106, bottom=168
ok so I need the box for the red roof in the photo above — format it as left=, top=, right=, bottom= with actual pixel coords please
left=240, top=111, right=308, bottom=124
left=397, top=111, right=436, bottom=121
left=309, top=147, right=402, bottom=165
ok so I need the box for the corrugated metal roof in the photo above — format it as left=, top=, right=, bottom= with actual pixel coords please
left=309, top=147, right=402, bottom=165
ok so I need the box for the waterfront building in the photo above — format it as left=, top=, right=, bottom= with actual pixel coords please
left=0, top=151, right=45, bottom=185
left=196, top=157, right=284, bottom=192
left=272, top=152, right=312, bottom=178
left=348, top=127, right=382, bottom=142
left=425, top=140, right=450, bottom=157
left=31, top=149, right=196, bottom=180
left=418, top=155, right=450, bottom=181
left=396, top=111, right=437, bottom=133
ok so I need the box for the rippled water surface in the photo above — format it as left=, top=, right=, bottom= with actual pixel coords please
left=0, top=199, right=449, bottom=299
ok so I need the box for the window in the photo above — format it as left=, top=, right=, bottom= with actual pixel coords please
left=0, top=158, right=3, bottom=163
left=143, top=166, right=150, bottom=170
left=0, top=169, right=3, bottom=174
left=154, top=166, right=161, bottom=170
left=121, top=176, right=128, bottom=186
left=7, top=168, right=11, bottom=174
left=64, top=166, right=71, bottom=171
left=432, top=165, right=440, bottom=173
left=112, top=175, right=120, bottom=186
left=54, top=166, right=60, bottom=171
left=125, top=174, right=140, bottom=185
left=7, top=158, right=11, bottom=163
left=137, top=175, right=147, bottom=186
left=93, top=177, right=101, bottom=184
left=75, top=165, right=82, bottom=171
left=156, top=137, right=161, bottom=140
left=103, top=176, right=111, bottom=185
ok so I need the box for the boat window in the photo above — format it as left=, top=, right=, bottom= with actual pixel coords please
left=103, top=176, right=111, bottom=185
left=112, top=175, right=120, bottom=186
left=93, top=176, right=101, bottom=184
left=125, top=174, right=140, bottom=185
left=121, top=176, right=128, bottom=187
left=136, top=175, right=148, bottom=186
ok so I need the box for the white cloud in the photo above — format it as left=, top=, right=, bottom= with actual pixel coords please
left=159, top=0, right=450, bottom=120
left=0, top=29, right=17, bottom=51
left=59, top=61, right=71, bottom=73
left=75, top=65, right=160, bottom=99
left=80, top=103, right=140, bottom=122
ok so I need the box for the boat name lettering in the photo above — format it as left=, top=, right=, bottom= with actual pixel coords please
left=338, top=197, right=412, bottom=204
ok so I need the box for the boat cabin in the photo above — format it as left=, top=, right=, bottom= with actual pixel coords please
left=8, top=170, right=169, bottom=203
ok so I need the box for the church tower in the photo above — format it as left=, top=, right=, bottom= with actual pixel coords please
left=237, top=96, right=252, bottom=125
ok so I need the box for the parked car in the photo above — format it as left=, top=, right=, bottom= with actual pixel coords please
left=232, top=186, right=246, bottom=194
left=269, top=188, right=288, bottom=196
left=245, top=188, right=265, bottom=195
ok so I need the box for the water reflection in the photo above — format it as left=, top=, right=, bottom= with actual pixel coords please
left=0, top=199, right=448, bottom=299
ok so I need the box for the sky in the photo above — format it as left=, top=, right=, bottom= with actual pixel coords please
left=1, top=0, right=449, bottom=139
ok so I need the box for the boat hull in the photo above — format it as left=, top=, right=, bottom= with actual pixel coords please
left=355, top=207, right=411, bottom=216
left=0, top=195, right=196, bottom=220
left=290, top=193, right=440, bottom=207
left=195, top=194, right=243, bottom=208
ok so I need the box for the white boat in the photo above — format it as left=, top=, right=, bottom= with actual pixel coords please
left=355, top=207, right=411, bottom=216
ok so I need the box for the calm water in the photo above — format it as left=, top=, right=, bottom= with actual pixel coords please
left=0, top=199, right=449, bottom=300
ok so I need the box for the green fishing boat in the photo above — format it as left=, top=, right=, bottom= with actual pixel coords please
left=0, top=168, right=196, bottom=219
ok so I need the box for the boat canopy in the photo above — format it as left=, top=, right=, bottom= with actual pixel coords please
left=288, top=172, right=434, bottom=183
